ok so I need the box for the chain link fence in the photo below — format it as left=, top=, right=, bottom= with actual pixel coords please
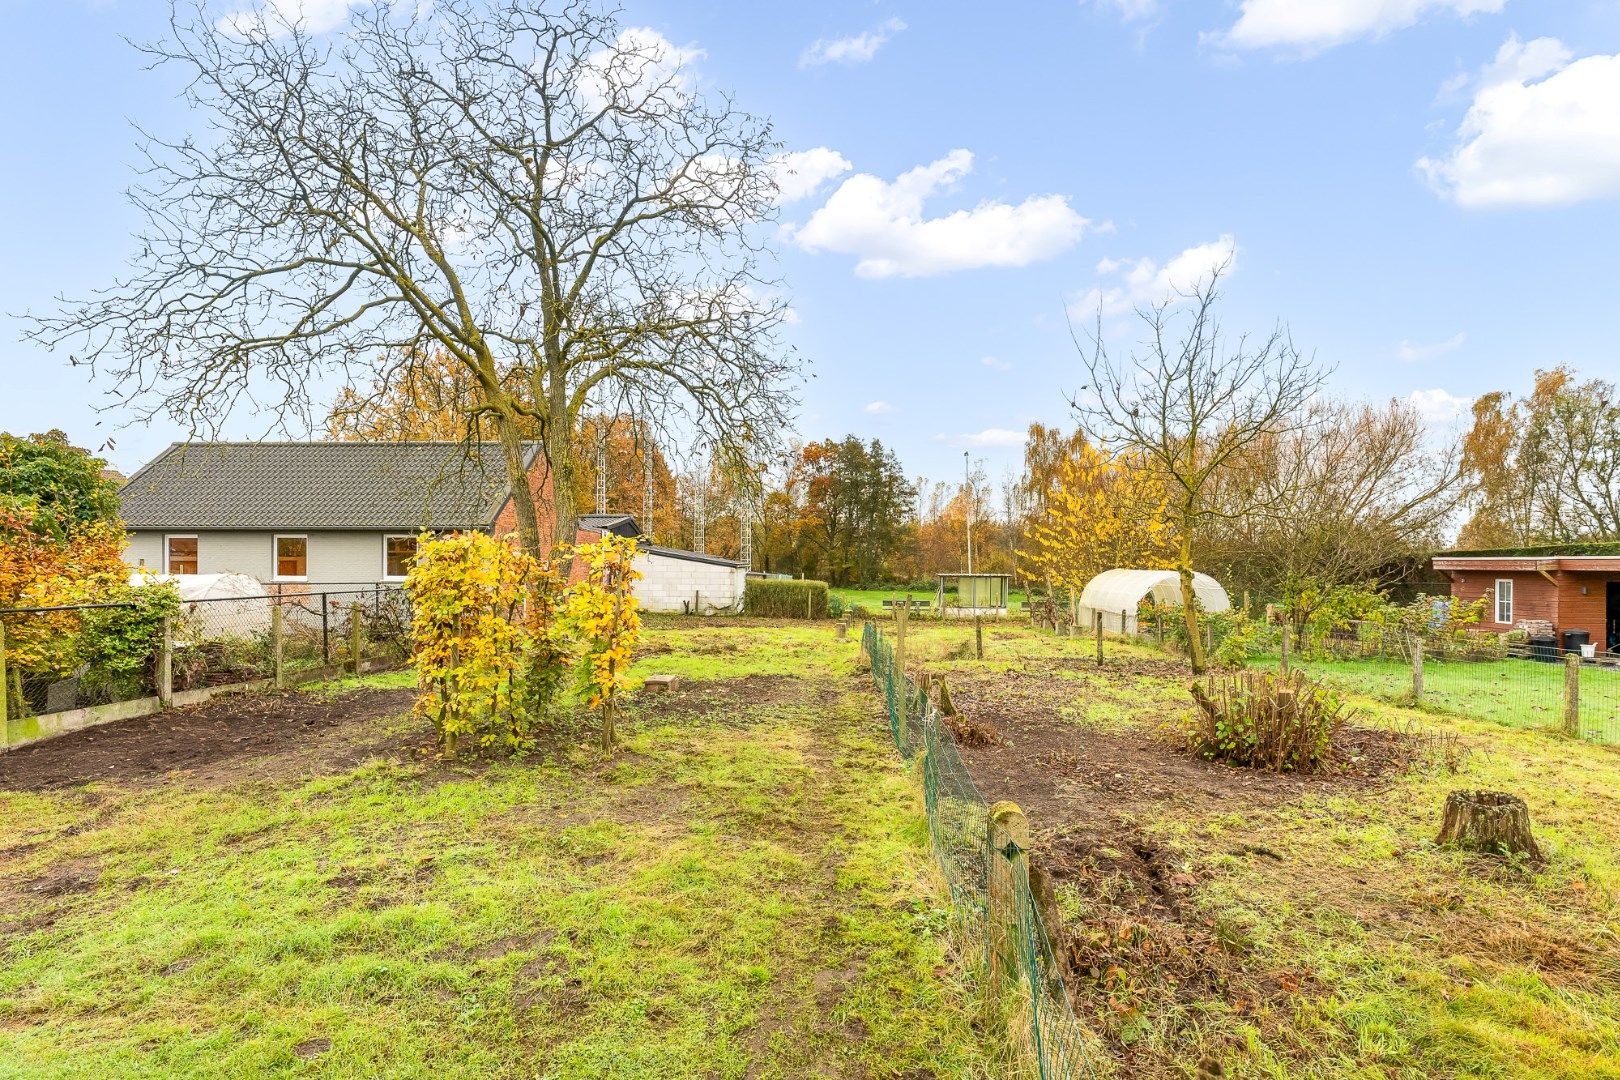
left=1106, top=606, right=1620, bottom=745
left=862, top=622, right=1101, bottom=1080
left=1, top=586, right=410, bottom=733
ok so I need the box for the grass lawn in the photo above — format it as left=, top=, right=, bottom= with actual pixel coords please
left=0, top=620, right=991, bottom=1079
left=1247, top=652, right=1620, bottom=743
left=830, top=586, right=1032, bottom=615
left=885, top=622, right=1620, bottom=1079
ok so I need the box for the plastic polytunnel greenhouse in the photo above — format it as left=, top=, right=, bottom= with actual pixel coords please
left=1078, top=568, right=1230, bottom=634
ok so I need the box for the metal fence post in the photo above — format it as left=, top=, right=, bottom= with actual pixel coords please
left=321, top=595, right=331, bottom=667
left=1564, top=653, right=1581, bottom=737
left=271, top=602, right=285, bottom=690
left=159, top=617, right=174, bottom=708
left=349, top=602, right=364, bottom=674
left=1410, top=634, right=1424, bottom=706
left=0, top=617, right=10, bottom=750
left=987, top=800, right=1029, bottom=987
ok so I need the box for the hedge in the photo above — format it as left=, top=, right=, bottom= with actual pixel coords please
left=744, top=579, right=829, bottom=619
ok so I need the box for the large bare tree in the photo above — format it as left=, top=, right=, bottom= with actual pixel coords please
left=1071, top=267, right=1327, bottom=672
left=1200, top=398, right=1463, bottom=606
left=24, top=0, right=797, bottom=560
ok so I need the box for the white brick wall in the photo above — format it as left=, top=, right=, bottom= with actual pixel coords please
left=633, top=552, right=746, bottom=613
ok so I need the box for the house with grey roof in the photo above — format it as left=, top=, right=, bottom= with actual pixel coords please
left=120, top=442, right=748, bottom=612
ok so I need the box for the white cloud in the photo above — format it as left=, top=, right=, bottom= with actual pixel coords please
left=217, top=0, right=365, bottom=36
left=1419, top=37, right=1620, bottom=208
left=1071, top=235, right=1238, bottom=317
left=581, top=27, right=705, bottom=111
left=800, top=17, right=907, bottom=68
left=981, top=356, right=1013, bottom=371
left=789, top=149, right=1090, bottom=278
left=1397, top=332, right=1466, bottom=362
left=1408, top=388, right=1473, bottom=425
left=863, top=400, right=893, bottom=414
left=950, top=428, right=1029, bottom=449
left=769, top=148, right=853, bottom=204
left=1214, top=0, right=1504, bottom=53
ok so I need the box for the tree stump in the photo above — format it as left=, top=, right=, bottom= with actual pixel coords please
left=1435, top=790, right=1542, bottom=861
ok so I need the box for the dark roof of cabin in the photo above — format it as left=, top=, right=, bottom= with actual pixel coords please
left=1436, top=541, right=1620, bottom=558
left=120, top=441, right=539, bottom=531
left=578, top=513, right=642, bottom=538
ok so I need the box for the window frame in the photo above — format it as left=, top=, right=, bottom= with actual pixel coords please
left=1494, top=577, right=1514, bottom=625
left=272, top=533, right=310, bottom=582
left=382, top=533, right=418, bottom=582
left=164, top=534, right=199, bottom=576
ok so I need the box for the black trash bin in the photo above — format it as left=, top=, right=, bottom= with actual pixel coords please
left=1562, top=629, right=1591, bottom=655
left=1529, top=634, right=1559, bottom=662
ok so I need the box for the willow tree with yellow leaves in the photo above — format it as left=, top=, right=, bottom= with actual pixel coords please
left=564, top=535, right=644, bottom=752
left=1019, top=438, right=1176, bottom=618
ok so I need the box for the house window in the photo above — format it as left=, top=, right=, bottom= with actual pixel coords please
left=1494, top=578, right=1514, bottom=624
left=384, top=534, right=418, bottom=580
left=166, top=535, right=198, bottom=575
left=274, top=535, right=309, bottom=580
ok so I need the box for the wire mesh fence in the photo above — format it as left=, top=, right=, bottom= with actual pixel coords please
left=863, top=621, right=1101, bottom=1080
left=1, top=586, right=411, bottom=725
left=1107, top=608, right=1620, bottom=746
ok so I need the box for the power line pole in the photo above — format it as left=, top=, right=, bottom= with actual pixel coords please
left=963, top=450, right=974, bottom=574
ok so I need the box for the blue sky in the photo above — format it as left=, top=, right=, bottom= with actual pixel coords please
left=4, top=0, right=1619, bottom=488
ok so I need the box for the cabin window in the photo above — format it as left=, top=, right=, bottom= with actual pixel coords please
left=384, top=535, right=418, bottom=580
left=274, top=535, right=309, bottom=580
left=1494, top=578, right=1513, bottom=624
left=166, top=535, right=198, bottom=575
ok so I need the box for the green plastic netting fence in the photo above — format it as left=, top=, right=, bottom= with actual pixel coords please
left=862, top=622, right=1101, bottom=1080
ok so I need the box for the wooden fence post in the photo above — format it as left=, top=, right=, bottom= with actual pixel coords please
left=159, top=617, right=174, bottom=708
left=1094, top=610, right=1104, bottom=666
left=1410, top=634, right=1424, bottom=706
left=894, top=601, right=909, bottom=679
left=0, top=618, right=9, bottom=750
left=271, top=604, right=285, bottom=690
left=1564, top=653, right=1581, bottom=737
left=349, top=602, right=364, bottom=674
left=987, top=800, right=1029, bottom=987
left=1121, top=609, right=1129, bottom=640
left=1280, top=623, right=1291, bottom=674
left=974, top=614, right=984, bottom=660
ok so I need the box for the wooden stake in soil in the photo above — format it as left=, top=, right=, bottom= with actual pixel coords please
left=1410, top=633, right=1424, bottom=706
left=1094, top=610, right=1104, bottom=666
left=894, top=601, right=909, bottom=680
left=1435, top=790, right=1542, bottom=860
left=1564, top=653, right=1581, bottom=736
left=1280, top=623, right=1291, bottom=674
left=158, top=616, right=174, bottom=709
left=349, top=602, right=364, bottom=674
left=271, top=603, right=285, bottom=690
left=973, top=614, right=983, bottom=660
left=986, top=800, right=1029, bottom=986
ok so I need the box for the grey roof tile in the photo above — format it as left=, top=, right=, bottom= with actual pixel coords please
left=120, top=442, right=537, bottom=530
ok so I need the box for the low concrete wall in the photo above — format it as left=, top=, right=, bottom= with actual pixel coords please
left=1, top=657, right=401, bottom=753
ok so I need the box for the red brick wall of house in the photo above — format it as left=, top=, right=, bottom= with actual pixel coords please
left=1446, top=570, right=1560, bottom=631
left=490, top=453, right=598, bottom=584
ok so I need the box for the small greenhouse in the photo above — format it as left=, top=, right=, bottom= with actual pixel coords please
left=936, top=573, right=1012, bottom=616
left=1078, top=568, right=1230, bottom=634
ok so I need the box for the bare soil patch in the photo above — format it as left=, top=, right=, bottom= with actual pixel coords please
left=940, top=665, right=1417, bottom=1069
left=0, top=688, right=416, bottom=792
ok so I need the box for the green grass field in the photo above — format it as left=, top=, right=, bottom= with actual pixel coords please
left=1247, top=652, right=1620, bottom=743
left=830, top=585, right=1032, bottom=614
left=0, top=623, right=991, bottom=1079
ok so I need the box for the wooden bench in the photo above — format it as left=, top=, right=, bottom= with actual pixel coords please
left=880, top=599, right=933, bottom=610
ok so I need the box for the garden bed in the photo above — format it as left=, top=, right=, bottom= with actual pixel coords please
left=897, top=622, right=1620, bottom=1079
